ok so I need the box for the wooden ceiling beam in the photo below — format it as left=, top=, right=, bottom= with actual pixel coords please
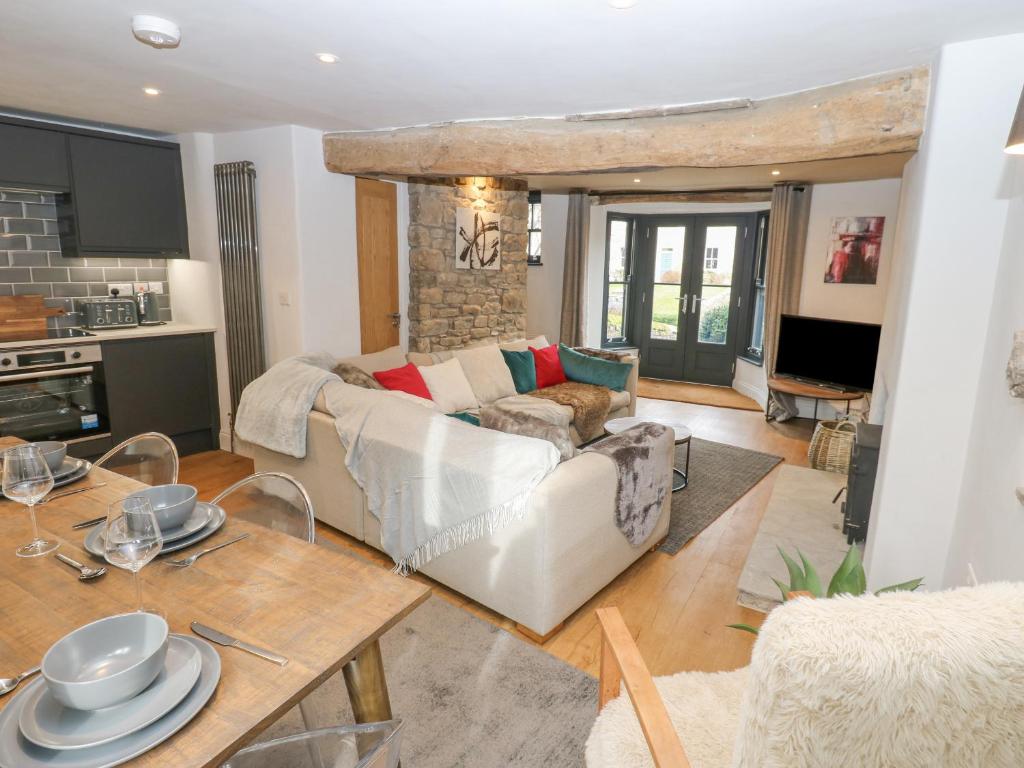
left=323, top=68, right=928, bottom=178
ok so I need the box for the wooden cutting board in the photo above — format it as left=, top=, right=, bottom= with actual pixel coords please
left=0, top=295, right=65, bottom=341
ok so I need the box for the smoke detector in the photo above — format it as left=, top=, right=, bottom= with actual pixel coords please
left=131, top=15, right=181, bottom=49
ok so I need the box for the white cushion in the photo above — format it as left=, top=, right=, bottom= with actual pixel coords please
left=337, top=346, right=407, bottom=374
left=417, top=358, right=479, bottom=413
left=452, top=344, right=517, bottom=405
left=500, top=335, right=550, bottom=352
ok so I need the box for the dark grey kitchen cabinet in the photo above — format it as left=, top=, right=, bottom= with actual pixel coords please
left=60, top=134, right=189, bottom=258
left=99, top=333, right=219, bottom=456
left=0, top=122, right=69, bottom=191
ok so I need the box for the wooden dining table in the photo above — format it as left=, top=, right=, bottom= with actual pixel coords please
left=0, top=437, right=431, bottom=766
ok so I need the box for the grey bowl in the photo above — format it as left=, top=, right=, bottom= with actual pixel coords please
left=25, top=441, right=67, bottom=474
left=129, top=484, right=198, bottom=532
left=41, top=612, right=169, bottom=711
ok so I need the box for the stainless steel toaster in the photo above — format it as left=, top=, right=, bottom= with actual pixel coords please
left=78, top=298, right=139, bottom=329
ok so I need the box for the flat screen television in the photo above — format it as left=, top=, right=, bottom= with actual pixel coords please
left=775, top=315, right=881, bottom=391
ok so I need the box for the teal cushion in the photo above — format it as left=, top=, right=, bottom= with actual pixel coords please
left=558, top=344, right=632, bottom=391
left=501, top=349, right=537, bottom=394
left=447, top=411, right=480, bottom=426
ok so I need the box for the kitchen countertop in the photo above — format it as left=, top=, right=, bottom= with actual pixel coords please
left=0, top=322, right=217, bottom=350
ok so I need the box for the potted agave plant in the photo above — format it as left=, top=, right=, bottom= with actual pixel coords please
left=729, top=545, right=923, bottom=635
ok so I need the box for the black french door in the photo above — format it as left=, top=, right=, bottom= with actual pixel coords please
left=634, top=214, right=755, bottom=385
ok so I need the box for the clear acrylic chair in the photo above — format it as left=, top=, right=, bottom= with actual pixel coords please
left=94, top=432, right=179, bottom=486
left=211, top=471, right=315, bottom=543
left=221, top=721, right=403, bottom=768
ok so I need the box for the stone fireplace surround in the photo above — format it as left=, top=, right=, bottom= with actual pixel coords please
left=407, top=177, right=527, bottom=353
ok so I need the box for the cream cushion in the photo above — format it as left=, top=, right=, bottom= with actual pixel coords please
left=417, top=358, right=479, bottom=413
left=337, top=345, right=407, bottom=375
left=499, top=335, right=550, bottom=352
left=452, top=344, right=517, bottom=405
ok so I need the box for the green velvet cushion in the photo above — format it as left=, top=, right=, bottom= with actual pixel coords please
left=501, top=349, right=537, bottom=394
left=558, top=344, right=632, bottom=391
left=447, top=411, right=480, bottom=426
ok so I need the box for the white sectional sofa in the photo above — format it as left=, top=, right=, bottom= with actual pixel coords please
left=246, top=341, right=672, bottom=640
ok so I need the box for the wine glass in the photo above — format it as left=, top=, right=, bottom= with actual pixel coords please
left=105, top=496, right=163, bottom=612
left=3, top=445, right=58, bottom=558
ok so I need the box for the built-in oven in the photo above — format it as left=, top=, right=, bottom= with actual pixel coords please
left=0, top=344, right=111, bottom=456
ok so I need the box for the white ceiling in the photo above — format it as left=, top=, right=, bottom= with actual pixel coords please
left=2, top=0, right=1023, bottom=136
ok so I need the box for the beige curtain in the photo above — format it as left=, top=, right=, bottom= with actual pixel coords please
left=559, top=190, right=590, bottom=346
left=763, top=183, right=812, bottom=420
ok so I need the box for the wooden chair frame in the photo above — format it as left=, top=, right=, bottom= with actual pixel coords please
left=596, top=594, right=811, bottom=767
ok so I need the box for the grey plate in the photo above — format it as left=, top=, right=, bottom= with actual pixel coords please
left=157, top=505, right=214, bottom=544
left=52, top=460, right=90, bottom=489
left=83, top=503, right=226, bottom=558
left=51, top=458, right=83, bottom=480
left=19, top=636, right=202, bottom=750
left=0, top=635, right=220, bottom=768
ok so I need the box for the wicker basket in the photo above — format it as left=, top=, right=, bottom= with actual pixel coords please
left=808, top=419, right=856, bottom=474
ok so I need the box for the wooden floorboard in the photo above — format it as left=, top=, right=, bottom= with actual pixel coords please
left=178, top=398, right=813, bottom=678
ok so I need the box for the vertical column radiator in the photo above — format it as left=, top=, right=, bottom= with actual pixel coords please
left=214, top=161, right=266, bottom=447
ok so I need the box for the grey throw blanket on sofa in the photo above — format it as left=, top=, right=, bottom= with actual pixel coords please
left=584, top=423, right=671, bottom=546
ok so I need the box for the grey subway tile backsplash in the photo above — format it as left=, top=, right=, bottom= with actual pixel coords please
left=11, top=251, right=49, bottom=267
left=0, top=188, right=173, bottom=326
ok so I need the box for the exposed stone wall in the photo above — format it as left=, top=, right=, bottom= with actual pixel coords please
left=407, top=177, right=528, bottom=353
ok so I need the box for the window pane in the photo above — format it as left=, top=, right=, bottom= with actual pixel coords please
left=702, top=226, right=736, bottom=285
left=650, top=284, right=681, bottom=340
left=654, top=227, right=685, bottom=283
left=750, top=286, right=765, bottom=354
left=608, top=220, right=629, bottom=281
left=528, top=231, right=542, bottom=258
left=697, top=285, right=731, bottom=344
left=531, top=202, right=542, bottom=230
left=607, top=283, right=627, bottom=341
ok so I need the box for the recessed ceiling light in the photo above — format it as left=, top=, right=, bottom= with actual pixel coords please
left=143, top=87, right=161, bottom=96
left=609, top=0, right=639, bottom=8
left=770, top=169, right=781, bottom=176
left=316, top=53, right=339, bottom=64
left=633, top=177, right=641, bottom=183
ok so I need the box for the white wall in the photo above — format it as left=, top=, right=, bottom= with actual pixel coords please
left=798, top=179, right=902, bottom=324
left=172, top=125, right=409, bottom=448
left=864, top=33, right=1024, bottom=590
left=526, top=193, right=567, bottom=343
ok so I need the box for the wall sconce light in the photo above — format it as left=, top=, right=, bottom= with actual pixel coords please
left=473, top=176, right=487, bottom=190
left=1005, top=86, right=1024, bottom=154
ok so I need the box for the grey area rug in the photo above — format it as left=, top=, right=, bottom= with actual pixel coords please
left=660, top=438, right=784, bottom=554
left=261, top=596, right=597, bottom=767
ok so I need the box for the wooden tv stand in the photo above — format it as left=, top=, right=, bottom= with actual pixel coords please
left=766, top=376, right=865, bottom=422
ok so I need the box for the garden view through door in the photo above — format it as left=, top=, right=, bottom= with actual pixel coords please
left=633, top=215, right=749, bottom=384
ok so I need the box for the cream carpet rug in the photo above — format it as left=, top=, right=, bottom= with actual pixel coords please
left=737, top=465, right=849, bottom=612
left=261, top=596, right=597, bottom=767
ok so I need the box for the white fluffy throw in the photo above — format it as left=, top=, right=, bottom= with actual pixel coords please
left=234, top=353, right=338, bottom=458
left=587, top=582, right=1024, bottom=768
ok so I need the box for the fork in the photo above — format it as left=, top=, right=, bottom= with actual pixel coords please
left=164, top=534, right=249, bottom=568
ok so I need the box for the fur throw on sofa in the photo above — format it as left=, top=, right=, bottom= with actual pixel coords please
left=529, top=381, right=612, bottom=442
left=584, top=423, right=671, bottom=546
left=479, top=406, right=576, bottom=461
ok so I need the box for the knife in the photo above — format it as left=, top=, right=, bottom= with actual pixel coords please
left=43, top=483, right=107, bottom=507
left=190, top=622, right=289, bottom=666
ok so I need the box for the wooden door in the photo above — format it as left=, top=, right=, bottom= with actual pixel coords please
left=355, top=178, right=400, bottom=353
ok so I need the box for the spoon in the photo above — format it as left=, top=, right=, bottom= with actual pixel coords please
left=54, top=553, right=107, bottom=581
left=0, top=666, right=39, bottom=697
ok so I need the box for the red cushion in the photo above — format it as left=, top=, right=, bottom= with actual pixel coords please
left=530, top=344, right=567, bottom=389
left=372, top=363, right=433, bottom=400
